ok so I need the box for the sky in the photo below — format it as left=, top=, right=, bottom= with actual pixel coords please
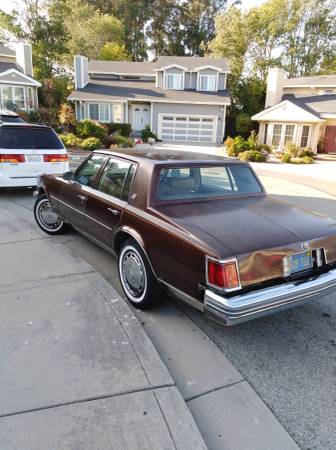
left=1, top=0, right=268, bottom=14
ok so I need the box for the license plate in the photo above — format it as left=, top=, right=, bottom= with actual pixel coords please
left=283, top=251, right=313, bottom=276
left=26, top=155, right=43, bottom=162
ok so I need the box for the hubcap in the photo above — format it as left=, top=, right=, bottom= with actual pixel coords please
left=38, top=200, right=63, bottom=230
left=122, top=250, right=146, bottom=298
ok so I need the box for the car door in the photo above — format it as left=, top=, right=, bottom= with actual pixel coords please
left=56, top=153, right=108, bottom=230
left=84, top=157, right=136, bottom=247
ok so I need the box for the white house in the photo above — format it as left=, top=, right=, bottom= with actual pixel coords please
left=252, top=69, right=336, bottom=153
left=0, top=43, right=41, bottom=112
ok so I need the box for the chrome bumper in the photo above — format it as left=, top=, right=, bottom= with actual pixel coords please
left=204, top=269, right=336, bottom=326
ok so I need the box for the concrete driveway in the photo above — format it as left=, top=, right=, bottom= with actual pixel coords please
left=1, top=157, right=336, bottom=450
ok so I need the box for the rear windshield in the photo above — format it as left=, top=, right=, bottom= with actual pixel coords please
left=157, top=165, right=262, bottom=201
left=1, top=115, right=24, bottom=123
left=0, top=127, right=63, bottom=150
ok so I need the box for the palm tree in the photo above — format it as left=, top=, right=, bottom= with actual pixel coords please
left=41, top=78, right=56, bottom=109
left=58, top=103, right=76, bottom=132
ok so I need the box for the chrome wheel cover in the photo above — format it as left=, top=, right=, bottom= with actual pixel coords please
left=120, top=247, right=147, bottom=301
left=37, top=199, right=63, bottom=231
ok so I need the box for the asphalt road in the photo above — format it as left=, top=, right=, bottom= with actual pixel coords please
left=2, top=168, right=336, bottom=450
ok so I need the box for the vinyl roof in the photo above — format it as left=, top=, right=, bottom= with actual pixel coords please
left=153, top=56, right=230, bottom=72
left=0, top=45, right=15, bottom=57
left=284, top=74, right=336, bottom=87
left=89, top=60, right=156, bottom=75
left=289, top=94, right=336, bottom=116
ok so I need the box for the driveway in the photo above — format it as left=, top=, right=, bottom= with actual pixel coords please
left=1, top=153, right=336, bottom=450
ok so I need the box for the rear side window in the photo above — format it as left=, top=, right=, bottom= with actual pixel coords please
left=0, top=127, right=63, bottom=149
left=96, top=158, right=132, bottom=199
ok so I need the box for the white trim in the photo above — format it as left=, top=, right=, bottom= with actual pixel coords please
left=284, top=84, right=336, bottom=88
left=158, top=113, right=218, bottom=143
left=125, top=100, right=129, bottom=122
left=150, top=102, right=154, bottom=130
left=197, top=74, right=218, bottom=92
left=164, top=72, right=184, bottom=90
left=68, top=96, right=231, bottom=106
left=252, top=100, right=322, bottom=122
left=156, top=64, right=189, bottom=71
left=0, top=69, right=41, bottom=87
left=321, top=113, right=336, bottom=119
left=195, top=65, right=227, bottom=73
left=87, top=102, right=111, bottom=123
left=221, top=105, right=226, bottom=142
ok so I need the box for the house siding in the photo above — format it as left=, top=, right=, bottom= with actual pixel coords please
left=152, top=102, right=225, bottom=143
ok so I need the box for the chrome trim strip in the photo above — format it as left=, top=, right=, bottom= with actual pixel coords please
left=50, top=195, right=113, bottom=231
left=204, top=268, right=336, bottom=326
left=159, top=279, right=204, bottom=312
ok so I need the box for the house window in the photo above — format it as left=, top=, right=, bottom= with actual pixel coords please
left=300, top=125, right=310, bottom=147
left=166, top=73, right=183, bottom=90
left=88, top=103, right=110, bottom=122
left=113, top=103, right=123, bottom=123
left=77, top=103, right=85, bottom=121
left=272, top=124, right=283, bottom=146
left=199, top=75, right=217, bottom=91
left=27, top=87, right=34, bottom=109
left=284, top=125, right=295, bottom=144
left=1, top=85, right=25, bottom=110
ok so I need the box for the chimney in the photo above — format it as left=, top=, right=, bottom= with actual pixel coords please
left=15, top=43, right=33, bottom=77
left=74, top=55, right=89, bottom=89
left=265, top=68, right=285, bottom=108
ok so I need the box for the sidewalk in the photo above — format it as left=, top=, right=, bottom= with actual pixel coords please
left=0, top=196, right=206, bottom=450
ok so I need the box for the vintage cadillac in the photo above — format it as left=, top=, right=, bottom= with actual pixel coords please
left=34, top=149, right=336, bottom=325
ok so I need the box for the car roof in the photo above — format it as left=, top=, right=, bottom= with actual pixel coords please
left=94, top=148, right=242, bottom=165
left=0, top=122, right=52, bottom=129
left=0, top=109, right=20, bottom=117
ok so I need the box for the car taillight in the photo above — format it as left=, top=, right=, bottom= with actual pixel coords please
left=206, top=257, right=240, bottom=291
left=0, top=154, right=25, bottom=163
left=44, top=154, right=69, bottom=162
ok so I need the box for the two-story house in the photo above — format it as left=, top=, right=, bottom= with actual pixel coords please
left=252, top=68, right=336, bottom=153
left=68, top=56, right=230, bottom=144
left=0, top=43, right=40, bottom=112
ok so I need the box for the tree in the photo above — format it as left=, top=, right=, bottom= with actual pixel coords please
left=99, top=42, right=130, bottom=61
left=58, top=103, right=76, bottom=131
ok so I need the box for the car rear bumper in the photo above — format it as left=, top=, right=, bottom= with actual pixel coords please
left=0, top=163, right=69, bottom=187
left=204, top=269, right=336, bottom=326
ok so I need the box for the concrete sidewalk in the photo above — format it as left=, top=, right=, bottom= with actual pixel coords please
left=0, top=197, right=206, bottom=450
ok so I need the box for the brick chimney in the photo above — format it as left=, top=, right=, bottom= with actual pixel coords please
left=74, top=55, right=89, bottom=89
left=265, top=68, right=286, bottom=107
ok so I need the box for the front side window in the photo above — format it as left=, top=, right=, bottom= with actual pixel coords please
left=74, top=154, right=107, bottom=187
left=272, top=124, right=282, bottom=146
left=166, top=73, right=183, bottom=90
left=88, top=103, right=110, bottom=122
left=284, top=124, right=295, bottom=144
left=157, top=165, right=262, bottom=201
left=199, top=75, right=217, bottom=91
left=97, top=158, right=132, bottom=199
left=300, top=125, right=310, bottom=147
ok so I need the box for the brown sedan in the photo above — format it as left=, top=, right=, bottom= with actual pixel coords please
left=34, top=149, right=336, bottom=325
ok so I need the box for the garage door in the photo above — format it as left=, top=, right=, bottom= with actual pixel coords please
left=158, top=115, right=217, bottom=143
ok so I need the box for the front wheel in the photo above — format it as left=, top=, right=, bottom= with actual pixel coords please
left=118, top=240, right=161, bottom=310
left=34, top=194, right=67, bottom=235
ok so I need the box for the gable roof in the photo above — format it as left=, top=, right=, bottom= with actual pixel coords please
left=68, top=79, right=230, bottom=105
left=284, top=74, right=336, bottom=88
left=89, top=60, right=156, bottom=75
left=0, top=68, right=41, bottom=86
left=0, top=45, right=15, bottom=57
left=154, top=56, right=229, bottom=72
left=0, top=62, right=18, bottom=73
left=252, top=94, right=336, bottom=122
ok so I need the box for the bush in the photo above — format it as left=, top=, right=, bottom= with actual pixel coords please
left=80, top=137, right=102, bottom=151
left=108, top=134, right=134, bottom=148
left=107, top=123, right=131, bottom=138
left=281, top=152, right=292, bottom=163
left=59, top=133, right=82, bottom=148
left=258, top=143, right=271, bottom=153
left=282, top=143, right=315, bottom=163
left=238, top=150, right=267, bottom=162
left=141, top=125, right=157, bottom=142
left=76, top=120, right=107, bottom=140
left=297, top=147, right=314, bottom=158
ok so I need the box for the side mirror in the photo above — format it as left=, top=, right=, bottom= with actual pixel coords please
left=63, top=171, right=74, bottom=181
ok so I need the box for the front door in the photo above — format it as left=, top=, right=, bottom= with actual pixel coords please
left=56, top=154, right=108, bottom=230
left=85, top=157, right=134, bottom=247
left=324, top=126, right=336, bottom=153
left=131, top=104, right=150, bottom=131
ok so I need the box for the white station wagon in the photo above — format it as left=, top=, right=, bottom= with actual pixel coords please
left=0, top=122, right=69, bottom=188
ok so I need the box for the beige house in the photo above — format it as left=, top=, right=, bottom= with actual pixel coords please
left=0, top=43, right=40, bottom=112
left=252, top=69, right=336, bottom=153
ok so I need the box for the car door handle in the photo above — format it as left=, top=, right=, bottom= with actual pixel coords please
left=107, top=208, right=120, bottom=216
left=76, top=195, right=87, bottom=203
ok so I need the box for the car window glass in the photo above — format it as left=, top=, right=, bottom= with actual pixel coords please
left=121, top=164, right=136, bottom=201
left=0, top=127, right=63, bottom=149
left=74, top=154, right=107, bottom=187
left=97, top=158, right=132, bottom=199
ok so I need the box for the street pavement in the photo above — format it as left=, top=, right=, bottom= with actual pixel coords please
left=1, top=154, right=336, bottom=450
left=0, top=195, right=206, bottom=450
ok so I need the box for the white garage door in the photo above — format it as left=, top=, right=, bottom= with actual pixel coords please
left=158, top=115, right=217, bottom=143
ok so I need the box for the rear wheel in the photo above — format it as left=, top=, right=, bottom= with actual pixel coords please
left=118, top=239, right=161, bottom=310
left=34, top=194, right=67, bottom=235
